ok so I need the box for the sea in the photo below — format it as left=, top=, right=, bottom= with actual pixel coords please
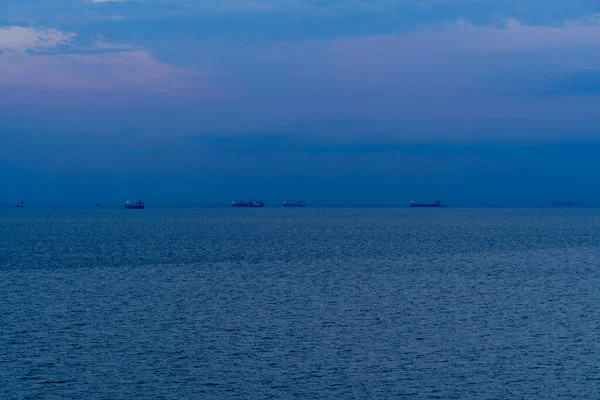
left=1, top=205, right=600, bottom=399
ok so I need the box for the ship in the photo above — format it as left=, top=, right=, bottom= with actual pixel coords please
left=549, top=201, right=584, bottom=205
left=231, top=199, right=265, bottom=208
left=16, top=200, right=24, bottom=208
left=125, top=200, right=145, bottom=209
left=283, top=200, right=305, bottom=207
left=410, top=199, right=445, bottom=208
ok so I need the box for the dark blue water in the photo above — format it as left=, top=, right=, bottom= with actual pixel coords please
left=2, top=206, right=600, bottom=399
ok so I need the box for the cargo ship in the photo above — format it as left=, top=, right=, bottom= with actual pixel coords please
left=549, top=201, right=584, bottom=205
left=410, top=200, right=444, bottom=208
left=231, top=200, right=265, bottom=208
left=125, top=200, right=144, bottom=209
left=283, top=200, right=305, bottom=207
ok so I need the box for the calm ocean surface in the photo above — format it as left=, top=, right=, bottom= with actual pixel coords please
left=2, top=206, right=600, bottom=399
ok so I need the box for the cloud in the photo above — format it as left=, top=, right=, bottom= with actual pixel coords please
left=0, top=26, right=216, bottom=96
left=0, top=49, right=212, bottom=95
left=183, top=16, right=600, bottom=138
left=2, top=0, right=599, bottom=23
left=3, top=15, right=600, bottom=139
left=0, top=26, right=75, bottom=53
left=255, top=17, right=600, bottom=93
left=79, top=0, right=600, bottom=19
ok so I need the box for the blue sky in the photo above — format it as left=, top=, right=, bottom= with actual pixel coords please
left=1, top=1, right=600, bottom=204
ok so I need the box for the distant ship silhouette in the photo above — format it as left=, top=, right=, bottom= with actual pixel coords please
left=125, top=200, right=145, bottom=209
left=232, top=199, right=264, bottom=207
left=410, top=200, right=445, bottom=208
left=283, top=200, right=305, bottom=207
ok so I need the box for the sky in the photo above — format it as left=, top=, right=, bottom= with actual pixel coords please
left=1, top=0, right=600, bottom=204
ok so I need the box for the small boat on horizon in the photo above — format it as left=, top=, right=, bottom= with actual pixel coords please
left=283, top=200, right=305, bottom=207
left=232, top=199, right=265, bottom=208
left=16, top=200, right=24, bottom=208
left=125, top=200, right=145, bottom=209
left=410, top=199, right=445, bottom=208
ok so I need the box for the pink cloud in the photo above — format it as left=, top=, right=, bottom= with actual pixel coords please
left=233, top=18, right=600, bottom=99
left=184, top=17, right=600, bottom=138
left=318, top=18, right=600, bottom=87
left=0, top=26, right=220, bottom=98
left=0, top=50, right=217, bottom=96
left=4, top=18, right=600, bottom=139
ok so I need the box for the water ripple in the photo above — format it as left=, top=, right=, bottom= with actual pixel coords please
left=1, top=207, right=600, bottom=398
